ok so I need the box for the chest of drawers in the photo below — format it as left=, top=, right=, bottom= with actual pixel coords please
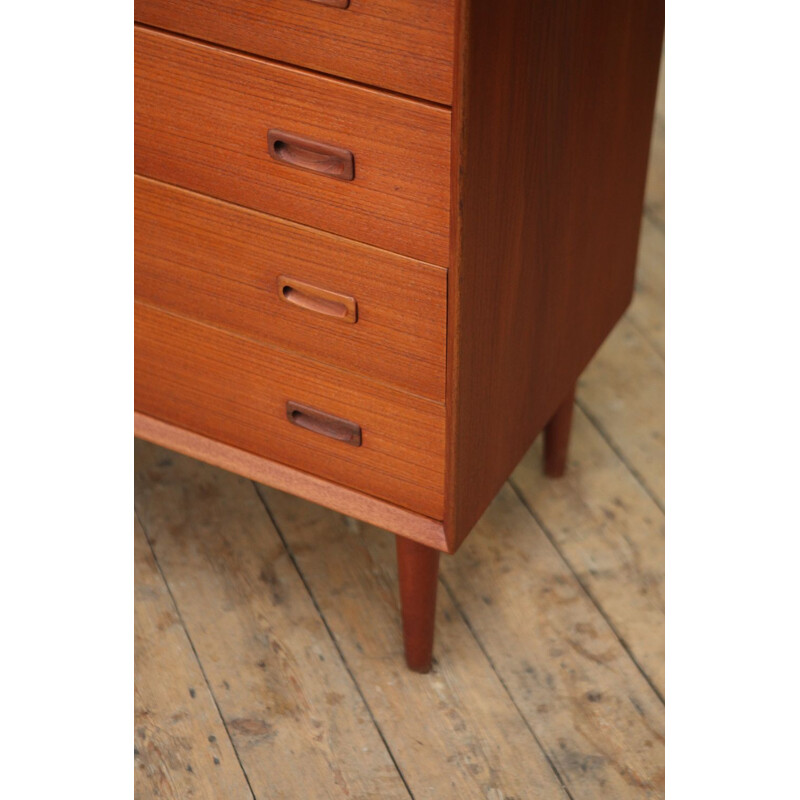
left=135, top=1, right=664, bottom=671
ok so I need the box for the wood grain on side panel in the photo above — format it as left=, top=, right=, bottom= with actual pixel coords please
left=135, top=27, right=451, bottom=266
left=446, top=1, right=664, bottom=549
left=135, top=0, right=455, bottom=106
left=135, top=177, right=447, bottom=401
left=135, top=303, right=446, bottom=519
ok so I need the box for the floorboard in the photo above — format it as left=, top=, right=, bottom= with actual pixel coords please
left=577, top=318, right=666, bottom=510
left=134, top=516, right=253, bottom=800
left=135, top=442, right=411, bottom=800
left=440, top=485, right=665, bottom=799
left=512, top=409, right=665, bottom=698
left=644, top=51, right=665, bottom=227
left=260, top=484, right=570, bottom=800
left=628, top=217, right=665, bottom=359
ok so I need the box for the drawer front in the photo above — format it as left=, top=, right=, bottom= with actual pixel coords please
left=135, top=27, right=451, bottom=267
left=135, top=303, right=446, bottom=518
left=135, top=177, right=447, bottom=401
left=135, top=0, right=455, bottom=106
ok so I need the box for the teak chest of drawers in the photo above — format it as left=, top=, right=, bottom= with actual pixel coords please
left=135, top=1, right=664, bottom=671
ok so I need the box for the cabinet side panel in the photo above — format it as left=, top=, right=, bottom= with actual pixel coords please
left=446, top=0, right=664, bottom=547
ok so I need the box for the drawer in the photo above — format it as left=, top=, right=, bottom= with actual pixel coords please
left=135, top=0, right=455, bottom=106
left=135, top=177, right=447, bottom=401
left=135, top=26, right=451, bottom=266
left=135, top=303, right=445, bottom=518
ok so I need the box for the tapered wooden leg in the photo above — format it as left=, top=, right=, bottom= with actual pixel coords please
left=544, top=384, right=576, bottom=478
left=396, top=536, right=440, bottom=673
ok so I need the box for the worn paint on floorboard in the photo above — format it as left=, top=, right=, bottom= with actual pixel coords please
left=512, top=407, right=665, bottom=697
left=260, top=483, right=570, bottom=800
left=134, top=516, right=253, bottom=800
left=135, top=443, right=411, bottom=800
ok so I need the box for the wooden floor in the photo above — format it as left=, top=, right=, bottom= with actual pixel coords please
left=134, top=59, right=665, bottom=800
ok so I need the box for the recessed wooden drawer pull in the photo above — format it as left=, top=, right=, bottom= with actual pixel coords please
left=277, top=275, right=357, bottom=323
left=268, top=129, right=355, bottom=181
left=286, top=401, right=362, bottom=446
left=305, top=0, right=349, bottom=7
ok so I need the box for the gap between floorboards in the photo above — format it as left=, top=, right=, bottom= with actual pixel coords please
left=252, top=482, right=416, bottom=800
left=506, top=477, right=664, bottom=705
left=134, top=505, right=258, bottom=800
